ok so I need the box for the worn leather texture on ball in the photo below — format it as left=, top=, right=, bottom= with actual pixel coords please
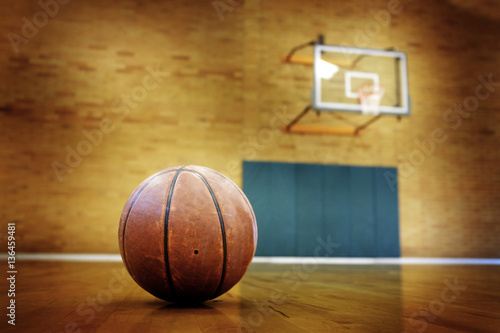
left=118, top=165, right=258, bottom=303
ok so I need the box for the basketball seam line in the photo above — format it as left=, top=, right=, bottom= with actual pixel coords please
left=164, top=166, right=186, bottom=301
left=224, top=172, right=258, bottom=250
left=226, top=177, right=257, bottom=229
left=185, top=170, right=228, bottom=299
left=121, top=169, right=177, bottom=280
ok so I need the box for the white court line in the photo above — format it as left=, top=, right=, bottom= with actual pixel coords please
left=0, top=253, right=499, bottom=265
left=252, top=257, right=500, bottom=265
left=0, top=253, right=123, bottom=262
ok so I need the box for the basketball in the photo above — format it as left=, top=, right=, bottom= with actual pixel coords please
left=118, top=165, right=258, bottom=303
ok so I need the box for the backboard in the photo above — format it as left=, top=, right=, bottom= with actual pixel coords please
left=312, top=45, right=410, bottom=115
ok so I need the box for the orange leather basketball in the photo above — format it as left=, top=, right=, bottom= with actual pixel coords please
left=118, top=165, right=258, bottom=303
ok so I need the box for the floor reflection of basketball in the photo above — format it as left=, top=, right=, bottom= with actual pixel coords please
left=118, top=165, right=258, bottom=303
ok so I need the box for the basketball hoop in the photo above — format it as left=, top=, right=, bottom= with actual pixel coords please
left=358, top=84, right=385, bottom=115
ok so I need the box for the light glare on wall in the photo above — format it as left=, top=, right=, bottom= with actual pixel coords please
left=317, top=59, right=339, bottom=79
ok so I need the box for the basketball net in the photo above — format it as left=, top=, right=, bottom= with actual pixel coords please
left=358, top=84, right=385, bottom=115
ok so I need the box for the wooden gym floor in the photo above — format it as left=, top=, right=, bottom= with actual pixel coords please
left=4, top=260, right=500, bottom=332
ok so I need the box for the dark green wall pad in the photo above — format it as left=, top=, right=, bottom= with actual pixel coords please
left=243, top=161, right=400, bottom=257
